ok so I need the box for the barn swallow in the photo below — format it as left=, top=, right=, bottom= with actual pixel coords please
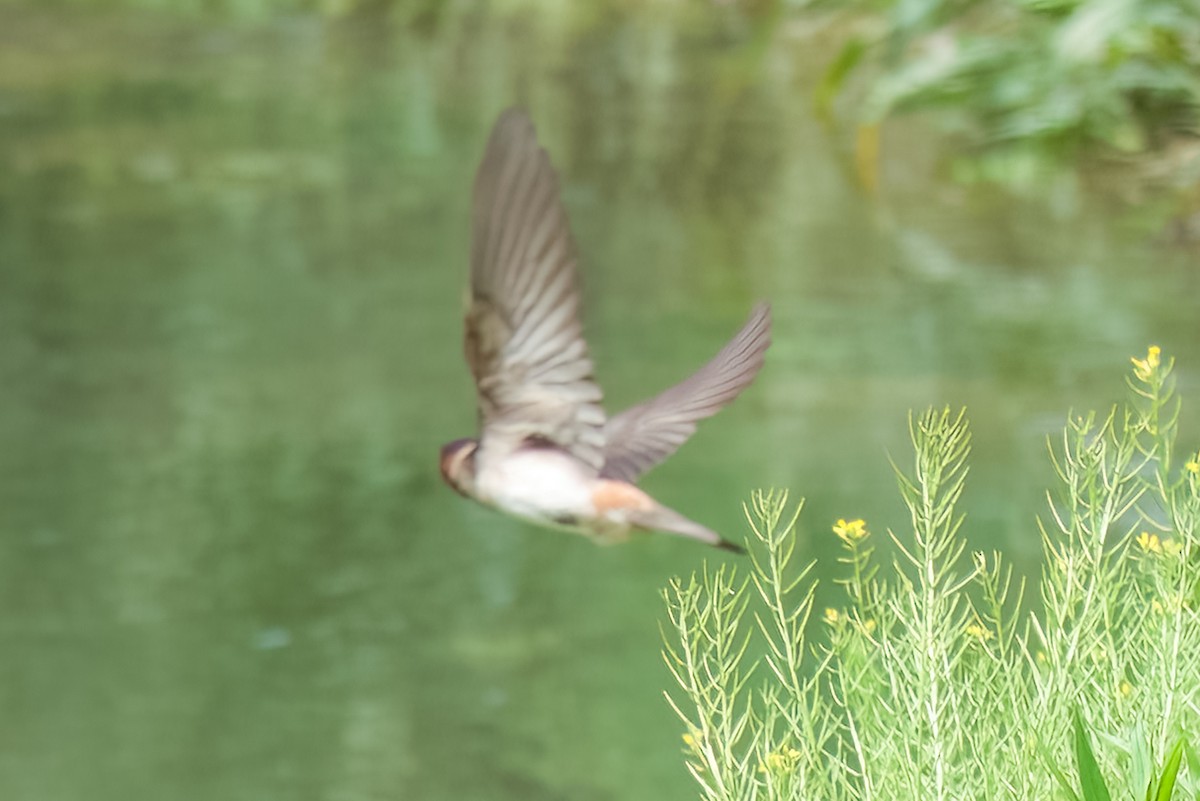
left=440, top=108, right=770, bottom=552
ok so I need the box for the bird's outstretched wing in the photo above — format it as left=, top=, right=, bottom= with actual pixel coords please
left=600, top=303, right=771, bottom=482
left=466, top=108, right=607, bottom=471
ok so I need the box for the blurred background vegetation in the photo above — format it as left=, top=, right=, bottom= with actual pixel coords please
left=10, top=0, right=1197, bottom=200
left=821, top=0, right=1200, bottom=195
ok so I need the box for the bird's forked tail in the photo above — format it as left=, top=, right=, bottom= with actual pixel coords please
left=628, top=504, right=745, bottom=554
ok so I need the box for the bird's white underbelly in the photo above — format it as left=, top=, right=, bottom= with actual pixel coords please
left=474, top=450, right=595, bottom=525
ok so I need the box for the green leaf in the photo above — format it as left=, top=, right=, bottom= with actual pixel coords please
left=1152, top=738, right=1184, bottom=801
left=1073, top=708, right=1112, bottom=801
left=1127, top=723, right=1153, bottom=801
left=1037, top=735, right=1081, bottom=801
left=814, top=37, right=868, bottom=123
left=1182, top=739, right=1200, bottom=782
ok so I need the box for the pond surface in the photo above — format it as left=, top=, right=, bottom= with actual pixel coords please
left=1, top=4, right=1198, bottom=800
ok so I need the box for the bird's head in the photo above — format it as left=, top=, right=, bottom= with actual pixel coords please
left=439, top=438, right=479, bottom=497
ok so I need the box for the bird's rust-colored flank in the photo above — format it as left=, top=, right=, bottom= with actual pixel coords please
left=591, top=480, right=655, bottom=515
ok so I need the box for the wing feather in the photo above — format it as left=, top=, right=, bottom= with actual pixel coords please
left=465, top=109, right=606, bottom=471
left=600, top=303, right=771, bottom=482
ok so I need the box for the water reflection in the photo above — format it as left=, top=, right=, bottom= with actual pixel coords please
left=1, top=4, right=1197, bottom=800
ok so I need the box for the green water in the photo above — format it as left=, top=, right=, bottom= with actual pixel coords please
left=2, top=4, right=1198, bottom=799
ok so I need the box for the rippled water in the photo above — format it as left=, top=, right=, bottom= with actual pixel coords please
left=1, top=4, right=1197, bottom=799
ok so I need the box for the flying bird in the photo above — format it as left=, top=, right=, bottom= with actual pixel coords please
left=439, top=108, right=771, bottom=552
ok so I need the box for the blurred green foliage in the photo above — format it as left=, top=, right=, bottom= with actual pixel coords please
left=11, top=0, right=1197, bottom=173
left=824, top=0, right=1200, bottom=172
left=0, top=0, right=443, bottom=23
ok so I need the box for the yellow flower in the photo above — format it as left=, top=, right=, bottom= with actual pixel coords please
left=682, top=732, right=697, bottom=748
left=859, top=618, right=877, bottom=635
left=1119, top=681, right=1133, bottom=698
left=1185, top=457, right=1199, bottom=475
left=758, top=746, right=802, bottom=774
left=1163, top=538, right=1183, bottom=557
left=1152, top=599, right=1164, bottom=614
left=966, top=623, right=994, bottom=641
left=833, top=518, right=868, bottom=543
left=823, top=607, right=841, bottom=625
left=1136, top=531, right=1162, bottom=553
left=1131, top=345, right=1162, bottom=382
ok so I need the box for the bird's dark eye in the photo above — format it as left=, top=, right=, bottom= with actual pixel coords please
left=522, top=434, right=560, bottom=450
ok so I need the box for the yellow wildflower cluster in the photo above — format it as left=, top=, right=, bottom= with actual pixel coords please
left=1151, top=594, right=1185, bottom=615
left=758, top=745, right=802, bottom=774
left=1131, top=345, right=1161, bottom=382
left=1136, top=531, right=1183, bottom=556
left=823, top=607, right=877, bottom=635
left=1185, top=453, right=1200, bottom=475
left=966, top=622, right=994, bottom=641
left=681, top=731, right=708, bottom=771
left=833, top=518, right=869, bottom=543
left=1136, top=531, right=1163, bottom=553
